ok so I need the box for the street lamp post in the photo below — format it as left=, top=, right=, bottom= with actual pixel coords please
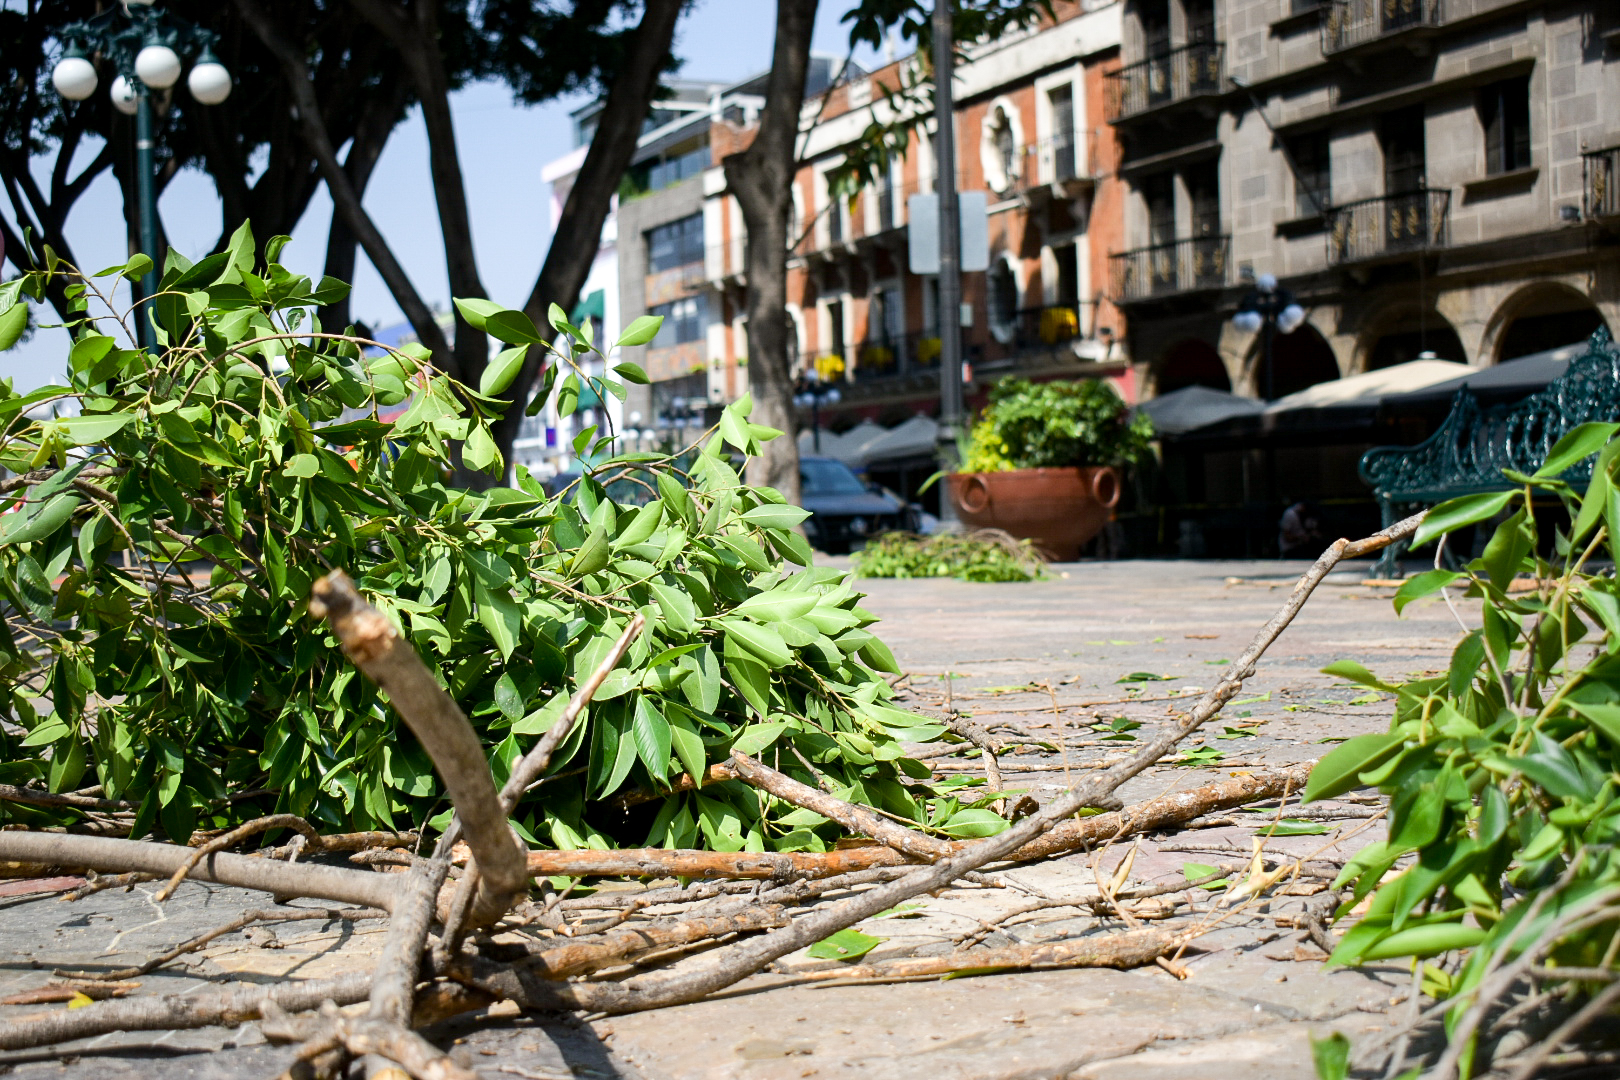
left=1232, top=274, right=1307, bottom=400
left=50, top=0, right=231, bottom=350
left=793, top=369, right=841, bottom=454
left=932, top=0, right=963, bottom=526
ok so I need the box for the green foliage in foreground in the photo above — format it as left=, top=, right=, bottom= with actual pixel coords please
left=853, top=530, right=1046, bottom=583
left=0, top=228, right=1007, bottom=851
left=960, top=377, right=1153, bottom=473
left=1306, top=421, right=1620, bottom=1072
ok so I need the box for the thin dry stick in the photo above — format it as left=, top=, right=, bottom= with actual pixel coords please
left=523, top=905, right=790, bottom=979
left=155, top=814, right=323, bottom=901
left=57, top=907, right=386, bottom=981
left=723, top=753, right=951, bottom=860
left=1504, top=978, right=1620, bottom=1080
left=310, top=570, right=527, bottom=929
left=0, top=783, right=134, bottom=812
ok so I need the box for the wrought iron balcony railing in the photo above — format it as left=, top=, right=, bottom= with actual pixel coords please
left=1105, top=42, right=1225, bottom=123
left=1585, top=146, right=1620, bottom=220
left=1110, top=236, right=1231, bottom=302
left=1326, top=188, right=1450, bottom=263
left=1323, top=0, right=1443, bottom=55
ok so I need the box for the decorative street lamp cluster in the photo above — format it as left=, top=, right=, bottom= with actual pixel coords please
left=50, top=0, right=232, bottom=347
left=1231, top=273, right=1308, bottom=401
left=793, top=369, right=841, bottom=454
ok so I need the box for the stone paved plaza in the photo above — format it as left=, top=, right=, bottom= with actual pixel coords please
left=0, top=557, right=1468, bottom=1079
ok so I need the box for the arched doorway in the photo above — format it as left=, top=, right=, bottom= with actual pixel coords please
left=1256, top=323, right=1339, bottom=399
left=1491, top=285, right=1608, bottom=361
left=1364, top=307, right=1467, bottom=371
left=1156, top=339, right=1230, bottom=393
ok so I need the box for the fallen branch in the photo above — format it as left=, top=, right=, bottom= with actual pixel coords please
left=453, top=513, right=1425, bottom=1016
left=261, top=1004, right=475, bottom=1080
left=0, top=783, right=134, bottom=812
left=0, top=972, right=373, bottom=1051
left=0, top=832, right=396, bottom=910
left=785, top=926, right=1187, bottom=984
left=517, top=766, right=1314, bottom=880
left=364, top=857, right=452, bottom=1077
left=519, top=905, right=789, bottom=979
left=310, top=571, right=527, bottom=929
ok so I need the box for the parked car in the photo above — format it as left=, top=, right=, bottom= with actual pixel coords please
left=799, top=455, right=917, bottom=553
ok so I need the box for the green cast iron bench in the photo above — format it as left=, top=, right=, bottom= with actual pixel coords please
left=1358, top=327, right=1620, bottom=578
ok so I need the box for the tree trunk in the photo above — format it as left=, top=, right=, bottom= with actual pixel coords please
left=321, top=76, right=411, bottom=332
left=721, top=0, right=819, bottom=505
left=489, top=0, right=685, bottom=463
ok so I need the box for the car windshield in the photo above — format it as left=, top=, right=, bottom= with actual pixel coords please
left=800, top=458, right=868, bottom=496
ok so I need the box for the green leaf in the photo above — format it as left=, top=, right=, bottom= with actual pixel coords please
left=740, top=504, right=812, bottom=530
left=730, top=590, right=817, bottom=623
left=1182, top=862, right=1230, bottom=889
left=453, top=297, right=504, bottom=331
left=612, top=362, right=649, bottom=384
left=1303, top=732, right=1404, bottom=803
left=1412, top=490, right=1517, bottom=549
left=0, top=302, right=27, bottom=352
left=480, top=345, right=527, bottom=397
left=1570, top=701, right=1620, bottom=746
left=283, top=454, right=320, bottom=479
left=1355, top=922, right=1485, bottom=963
left=731, top=721, right=791, bottom=756
left=940, top=808, right=1009, bottom=838
left=616, top=315, right=663, bottom=348
left=669, top=713, right=707, bottom=784
left=1268, top=819, right=1331, bottom=836
left=1534, top=421, right=1618, bottom=478
left=806, top=928, right=885, bottom=961
left=1392, top=569, right=1463, bottom=615
left=631, top=696, right=672, bottom=779
left=0, top=493, right=78, bottom=548
left=1319, top=659, right=1398, bottom=692
left=481, top=309, right=543, bottom=345
left=55, top=414, right=133, bottom=446
left=462, top=425, right=499, bottom=473
left=1310, top=1031, right=1351, bottom=1080
left=721, top=619, right=793, bottom=668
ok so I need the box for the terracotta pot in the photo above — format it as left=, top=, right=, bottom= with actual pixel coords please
left=947, top=466, right=1121, bottom=561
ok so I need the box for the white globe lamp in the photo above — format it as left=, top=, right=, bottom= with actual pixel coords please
left=188, top=59, right=232, bottom=105
left=134, top=43, right=181, bottom=90
left=110, top=75, right=140, bottom=116
left=1232, top=310, right=1263, bottom=335
left=52, top=55, right=99, bottom=101
left=1277, top=303, right=1307, bottom=335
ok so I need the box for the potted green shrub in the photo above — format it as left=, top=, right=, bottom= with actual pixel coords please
left=947, top=377, right=1153, bottom=559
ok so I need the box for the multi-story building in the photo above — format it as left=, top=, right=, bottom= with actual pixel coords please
left=604, top=3, right=1130, bottom=506
left=1113, top=0, right=1619, bottom=401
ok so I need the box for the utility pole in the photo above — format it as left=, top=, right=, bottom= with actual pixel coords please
left=933, top=0, right=962, bottom=525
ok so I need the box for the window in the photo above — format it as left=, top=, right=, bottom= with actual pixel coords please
left=876, top=159, right=896, bottom=231
left=1144, top=173, right=1175, bottom=246
left=983, top=105, right=1019, bottom=193
left=647, top=214, right=705, bottom=273
left=647, top=142, right=710, bottom=190
left=988, top=260, right=1018, bottom=343
left=1380, top=107, right=1426, bottom=194
left=649, top=295, right=706, bottom=348
left=1289, top=132, right=1331, bottom=215
left=826, top=176, right=844, bottom=243
left=1048, top=85, right=1076, bottom=180
left=1187, top=162, right=1220, bottom=237
left=1480, top=77, right=1531, bottom=176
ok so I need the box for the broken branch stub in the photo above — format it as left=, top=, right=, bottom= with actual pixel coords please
left=310, top=570, right=527, bottom=929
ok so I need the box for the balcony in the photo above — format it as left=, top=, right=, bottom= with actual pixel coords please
left=1585, top=146, right=1620, bottom=220
left=1326, top=189, right=1449, bottom=263
left=810, top=333, right=942, bottom=389
left=1106, top=42, right=1225, bottom=124
left=979, top=304, right=1094, bottom=365
left=1019, top=134, right=1093, bottom=198
left=1323, top=0, right=1443, bottom=56
left=1110, top=236, right=1232, bottom=303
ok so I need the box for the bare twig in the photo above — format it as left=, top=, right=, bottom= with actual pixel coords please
left=57, top=907, right=386, bottom=981
left=1503, top=979, right=1620, bottom=1080
left=0, top=783, right=134, bottom=812
left=523, top=905, right=789, bottom=979
left=155, top=814, right=323, bottom=901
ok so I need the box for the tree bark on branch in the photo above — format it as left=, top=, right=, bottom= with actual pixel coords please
left=722, top=0, right=820, bottom=505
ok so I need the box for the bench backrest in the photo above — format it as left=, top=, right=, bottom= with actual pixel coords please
left=1360, top=327, right=1620, bottom=502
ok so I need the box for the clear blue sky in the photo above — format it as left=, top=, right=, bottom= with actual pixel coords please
left=2, top=0, right=889, bottom=389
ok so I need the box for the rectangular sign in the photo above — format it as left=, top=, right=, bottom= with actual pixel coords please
left=907, top=192, right=990, bottom=274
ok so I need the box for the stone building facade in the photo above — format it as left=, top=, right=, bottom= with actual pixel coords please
left=1113, top=0, right=1620, bottom=400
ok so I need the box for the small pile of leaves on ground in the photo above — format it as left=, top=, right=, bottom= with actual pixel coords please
left=853, top=529, right=1047, bottom=582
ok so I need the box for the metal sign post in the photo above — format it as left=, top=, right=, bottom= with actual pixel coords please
left=933, top=0, right=963, bottom=525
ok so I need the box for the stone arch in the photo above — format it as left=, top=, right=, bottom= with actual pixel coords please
left=1482, top=282, right=1609, bottom=363
left=1254, top=322, right=1340, bottom=399
left=1155, top=338, right=1230, bottom=394
left=1357, top=305, right=1467, bottom=372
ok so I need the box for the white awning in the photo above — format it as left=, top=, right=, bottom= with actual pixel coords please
left=1265, top=359, right=1471, bottom=413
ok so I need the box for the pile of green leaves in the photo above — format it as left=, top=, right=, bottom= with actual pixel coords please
left=852, top=530, right=1045, bottom=582
left=959, top=377, right=1153, bottom=473
left=0, top=227, right=1003, bottom=852
left=1305, top=421, right=1620, bottom=1073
